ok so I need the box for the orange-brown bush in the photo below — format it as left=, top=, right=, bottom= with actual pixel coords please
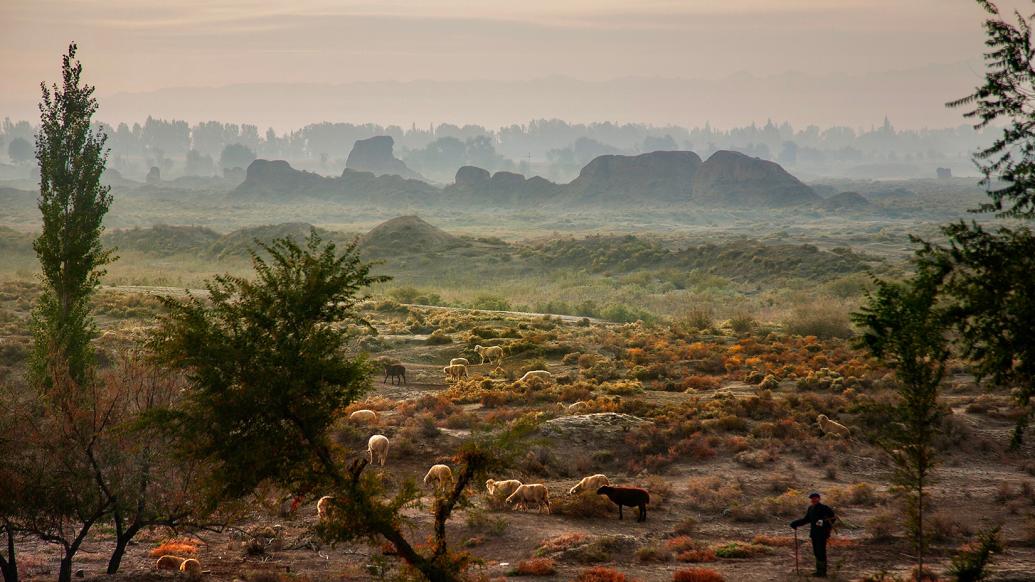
left=514, top=558, right=557, bottom=576
left=149, top=538, right=198, bottom=557
left=673, top=567, right=724, bottom=582
left=676, top=549, right=718, bottom=563
left=575, top=566, right=634, bottom=582
left=685, top=476, right=743, bottom=512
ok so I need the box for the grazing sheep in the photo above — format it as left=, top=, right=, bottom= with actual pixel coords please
left=155, top=555, right=187, bottom=571
left=179, top=558, right=202, bottom=576
left=596, top=485, right=650, bottom=522
left=449, top=357, right=470, bottom=367
left=423, top=464, right=454, bottom=492
left=317, top=495, right=335, bottom=519
left=567, top=401, right=589, bottom=415
left=485, top=478, right=523, bottom=499
left=349, top=409, right=378, bottom=424
left=506, top=483, right=550, bottom=514
left=384, top=364, right=407, bottom=385
left=368, top=434, right=390, bottom=466
left=474, top=344, right=505, bottom=366
left=569, top=474, right=610, bottom=496
left=519, top=370, right=552, bottom=384
left=817, top=414, right=851, bottom=437
left=443, top=363, right=468, bottom=381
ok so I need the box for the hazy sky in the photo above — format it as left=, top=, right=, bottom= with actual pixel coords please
left=0, top=0, right=1017, bottom=129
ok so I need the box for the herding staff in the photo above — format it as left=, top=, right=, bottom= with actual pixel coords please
left=793, top=526, right=801, bottom=576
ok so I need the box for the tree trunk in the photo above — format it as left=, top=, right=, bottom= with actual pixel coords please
left=106, top=523, right=140, bottom=575
left=0, top=522, right=16, bottom=582
left=58, top=553, right=72, bottom=582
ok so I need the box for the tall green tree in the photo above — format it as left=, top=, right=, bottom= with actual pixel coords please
left=30, top=42, right=114, bottom=388
left=853, top=272, right=949, bottom=580
left=149, top=231, right=512, bottom=581
left=934, top=0, right=1035, bottom=443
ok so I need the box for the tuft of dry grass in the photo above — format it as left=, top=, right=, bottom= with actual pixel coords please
left=149, top=538, right=198, bottom=558
left=514, top=558, right=557, bottom=576
left=575, top=566, right=634, bottom=582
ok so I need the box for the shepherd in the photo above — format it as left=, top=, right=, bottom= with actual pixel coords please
left=790, top=492, right=837, bottom=578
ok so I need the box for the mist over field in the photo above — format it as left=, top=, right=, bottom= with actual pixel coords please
left=3, top=2, right=1035, bottom=582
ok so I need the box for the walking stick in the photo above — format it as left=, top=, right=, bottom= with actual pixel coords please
left=793, top=527, right=801, bottom=576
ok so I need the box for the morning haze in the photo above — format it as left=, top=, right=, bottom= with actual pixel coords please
left=3, top=1, right=1035, bottom=582
left=0, top=0, right=998, bottom=127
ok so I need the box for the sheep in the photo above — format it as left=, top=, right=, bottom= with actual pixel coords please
left=567, top=401, right=590, bottom=415
left=519, top=370, right=552, bottom=384
left=423, top=464, right=454, bottom=492
left=179, top=558, right=202, bottom=577
left=506, top=483, right=550, bottom=514
left=569, top=474, right=610, bottom=496
left=349, top=409, right=378, bottom=424
left=155, top=555, right=187, bottom=571
left=443, top=364, right=468, bottom=381
left=596, top=485, right=650, bottom=522
left=485, top=478, right=522, bottom=499
left=317, top=495, right=335, bottom=519
left=449, top=357, right=470, bottom=367
left=474, top=344, right=505, bottom=366
left=384, top=364, right=406, bottom=385
left=817, top=414, right=851, bottom=437
left=368, top=434, right=390, bottom=466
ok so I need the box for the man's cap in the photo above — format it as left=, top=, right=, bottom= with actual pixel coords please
left=808, top=492, right=821, bottom=499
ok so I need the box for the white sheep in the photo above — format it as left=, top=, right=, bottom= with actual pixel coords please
left=817, top=414, right=851, bottom=437
left=179, top=558, right=202, bottom=577
left=349, top=409, right=378, bottom=424
left=567, top=401, right=589, bottom=415
left=317, top=495, right=335, bottom=519
left=474, top=344, right=505, bottom=366
left=368, top=434, right=390, bottom=466
left=449, top=357, right=470, bottom=367
left=569, top=474, right=610, bottom=496
left=520, top=370, right=552, bottom=384
left=443, top=364, right=468, bottom=381
left=423, top=464, right=454, bottom=492
left=506, top=483, right=551, bottom=514
left=485, top=478, right=523, bottom=499
left=155, top=555, right=186, bottom=571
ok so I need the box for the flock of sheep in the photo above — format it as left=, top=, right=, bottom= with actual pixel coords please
left=152, top=348, right=853, bottom=575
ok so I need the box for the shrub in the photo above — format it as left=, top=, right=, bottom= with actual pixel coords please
left=149, top=538, right=199, bottom=557
left=514, top=558, right=557, bottom=576
left=866, top=510, right=899, bottom=542
left=426, top=329, right=452, bottom=345
left=710, top=542, right=768, bottom=559
left=676, top=549, right=717, bottom=563
left=536, top=532, right=589, bottom=555
left=672, top=517, right=698, bottom=536
left=552, top=492, right=615, bottom=518
left=635, top=545, right=670, bottom=563
left=946, top=527, right=1003, bottom=582
left=673, top=567, right=724, bottom=582
left=575, top=566, right=632, bottom=582
left=783, top=300, right=853, bottom=339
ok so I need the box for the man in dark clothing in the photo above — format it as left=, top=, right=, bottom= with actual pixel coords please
left=790, top=492, right=837, bottom=577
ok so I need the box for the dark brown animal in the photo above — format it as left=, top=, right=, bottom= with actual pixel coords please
left=384, top=364, right=406, bottom=385
left=597, top=485, right=649, bottom=522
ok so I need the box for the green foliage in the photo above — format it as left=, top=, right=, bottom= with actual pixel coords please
left=915, top=223, right=1035, bottom=445
left=30, top=42, right=114, bottom=388
left=149, top=230, right=387, bottom=500
left=946, top=526, right=1003, bottom=582
left=948, top=1, right=1035, bottom=218
left=853, top=273, right=948, bottom=572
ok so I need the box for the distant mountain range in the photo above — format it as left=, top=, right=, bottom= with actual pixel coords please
left=232, top=136, right=820, bottom=208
